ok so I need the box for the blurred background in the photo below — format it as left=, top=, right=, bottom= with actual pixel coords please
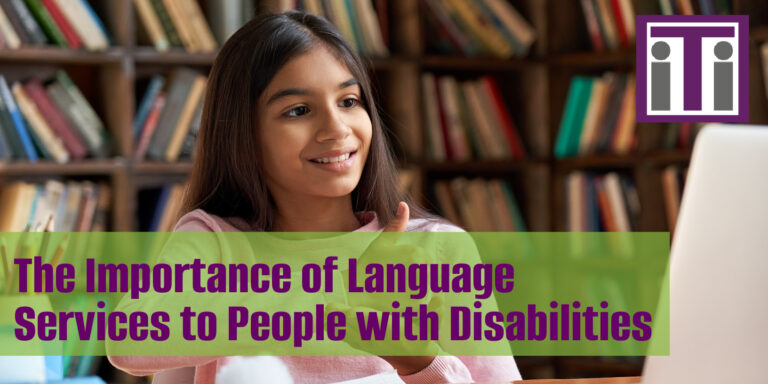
left=0, top=0, right=765, bottom=381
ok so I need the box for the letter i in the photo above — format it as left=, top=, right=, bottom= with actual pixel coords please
left=651, top=41, right=671, bottom=111
left=714, top=41, right=733, bottom=111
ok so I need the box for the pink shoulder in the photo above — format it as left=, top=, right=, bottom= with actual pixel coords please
left=173, top=209, right=228, bottom=232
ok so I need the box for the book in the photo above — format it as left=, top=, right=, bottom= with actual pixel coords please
left=41, top=0, right=82, bottom=49
left=162, top=0, right=197, bottom=51
left=24, top=79, right=88, bottom=160
left=555, top=77, right=593, bottom=158
left=0, top=75, right=38, bottom=161
left=0, top=1, right=33, bottom=46
left=135, top=92, right=166, bottom=160
left=0, top=78, right=27, bottom=159
left=147, top=68, right=198, bottom=161
left=12, top=82, right=70, bottom=163
left=7, top=0, right=48, bottom=45
left=179, top=97, right=202, bottom=159
left=179, top=0, right=217, bottom=51
left=481, top=76, right=526, bottom=159
left=134, top=75, right=166, bottom=139
left=207, top=0, right=244, bottom=45
left=0, top=182, right=37, bottom=231
left=54, top=70, right=109, bottom=157
left=135, top=0, right=169, bottom=50
left=23, top=0, right=67, bottom=47
left=165, top=75, right=206, bottom=162
left=481, top=0, right=536, bottom=57
left=0, top=5, right=22, bottom=49
left=150, top=0, right=183, bottom=48
left=421, top=72, right=446, bottom=161
left=0, top=123, right=10, bottom=160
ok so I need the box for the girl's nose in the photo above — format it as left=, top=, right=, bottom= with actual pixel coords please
left=315, top=107, right=351, bottom=142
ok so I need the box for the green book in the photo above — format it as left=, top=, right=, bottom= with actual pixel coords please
left=150, top=0, right=183, bottom=48
left=23, top=0, right=67, bottom=47
left=555, top=77, right=593, bottom=158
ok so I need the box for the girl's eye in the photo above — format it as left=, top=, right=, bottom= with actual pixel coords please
left=340, top=97, right=359, bottom=109
left=285, top=105, right=309, bottom=117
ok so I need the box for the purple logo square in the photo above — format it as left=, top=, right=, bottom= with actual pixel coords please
left=636, top=15, right=749, bottom=122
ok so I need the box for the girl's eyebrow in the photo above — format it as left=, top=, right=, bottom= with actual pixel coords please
left=266, top=78, right=359, bottom=106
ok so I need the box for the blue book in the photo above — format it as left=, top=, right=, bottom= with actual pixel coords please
left=77, top=0, right=112, bottom=44
left=134, top=76, right=165, bottom=139
left=0, top=75, right=37, bottom=161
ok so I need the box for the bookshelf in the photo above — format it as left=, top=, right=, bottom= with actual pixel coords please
left=1, top=0, right=767, bottom=380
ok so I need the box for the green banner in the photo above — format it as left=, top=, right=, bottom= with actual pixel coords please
left=0, top=232, right=669, bottom=356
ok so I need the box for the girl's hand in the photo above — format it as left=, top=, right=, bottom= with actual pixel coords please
left=331, top=202, right=440, bottom=375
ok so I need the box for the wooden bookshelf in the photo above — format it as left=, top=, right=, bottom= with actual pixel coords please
left=1, top=0, right=768, bottom=381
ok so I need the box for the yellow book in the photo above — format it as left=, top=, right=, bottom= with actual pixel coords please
left=163, top=0, right=198, bottom=51
left=165, top=76, right=207, bottom=162
left=0, top=182, right=36, bottom=232
left=180, top=0, right=217, bottom=51
left=12, top=83, right=70, bottom=164
left=134, top=0, right=169, bottom=51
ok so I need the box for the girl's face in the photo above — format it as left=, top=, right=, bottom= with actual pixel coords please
left=257, top=45, right=372, bottom=203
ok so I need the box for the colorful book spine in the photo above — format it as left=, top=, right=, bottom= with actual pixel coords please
left=134, top=75, right=166, bottom=139
left=23, top=0, right=67, bottom=47
left=0, top=75, right=38, bottom=161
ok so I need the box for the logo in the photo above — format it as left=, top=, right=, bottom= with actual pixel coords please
left=636, top=15, right=748, bottom=122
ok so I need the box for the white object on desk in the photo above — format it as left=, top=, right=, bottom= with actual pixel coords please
left=331, top=370, right=405, bottom=384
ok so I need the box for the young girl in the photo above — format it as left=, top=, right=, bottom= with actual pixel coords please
left=110, top=11, right=522, bottom=384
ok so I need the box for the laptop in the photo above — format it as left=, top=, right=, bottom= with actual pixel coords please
left=642, top=125, right=768, bottom=383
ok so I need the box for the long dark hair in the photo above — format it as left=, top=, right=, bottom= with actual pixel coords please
left=181, top=11, right=427, bottom=230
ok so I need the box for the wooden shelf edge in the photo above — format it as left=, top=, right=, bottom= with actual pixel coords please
left=0, top=47, right=125, bottom=64
left=132, top=161, right=194, bottom=174
left=0, top=160, right=124, bottom=175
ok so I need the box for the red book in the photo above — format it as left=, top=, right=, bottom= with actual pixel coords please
left=23, top=79, right=89, bottom=160
left=41, top=0, right=82, bottom=49
left=610, top=0, right=629, bottom=48
left=432, top=76, right=454, bottom=160
left=482, top=77, right=526, bottom=159
left=135, top=93, right=167, bottom=160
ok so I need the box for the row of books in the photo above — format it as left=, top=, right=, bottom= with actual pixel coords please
left=0, top=180, right=110, bottom=232
left=0, top=0, right=109, bottom=50
left=658, top=0, right=733, bottom=15
left=138, top=183, right=185, bottom=232
left=579, top=0, right=635, bottom=52
left=661, top=165, right=687, bottom=234
left=554, top=73, right=636, bottom=158
left=658, top=123, right=705, bottom=151
left=134, top=68, right=206, bottom=162
left=134, top=0, right=217, bottom=52
left=565, top=171, right=640, bottom=232
left=433, top=178, right=526, bottom=232
left=0, top=71, right=109, bottom=162
left=421, top=73, right=526, bottom=161
left=421, top=0, right=535, bottom=58
left=276, top=0, right=389, bottom=56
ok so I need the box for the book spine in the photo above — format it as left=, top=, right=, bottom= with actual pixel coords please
left=135, top=0, right=170, bottom=50
left=46, top=83, right=96, bottom=156
left=13, top=82, right=70, bottom=163
left=180, top=0, right=217, bottom=51
left=179, top=98, right=203, bottom=159
left=0, top=6, right=22, bottom=48
left=41, top=0, right=82, bottom=49
left=0, top=75, right=38, bottom=161
left=165, top=75, right=206, bottom=162
left=9, top=0, right=47, bottom=45
left=146, top=69, right=196, bottom=160
left=55, top=70, right=108, bottom=157
left=23, top=0, right=67, bottom=47
left=0, top=119, right=10, bottom=160
left=163, top=0, right=197, bottom=51
left=483, top=77, right=526, bottom=159
left=0, top=83, right=26, bottom=159
left=0, top=2, right=32, bottom=46
left=135, top=93, right=166, bottom=160
left=150, top=0, right=183, bottom=48
left=77, top=0, right=112, bottom=44
left=24, top=80, right=89, bottom=160
left=134, top=75, right=165, bottom=139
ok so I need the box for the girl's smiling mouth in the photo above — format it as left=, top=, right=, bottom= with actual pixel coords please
left=308, top=149, right=358, bottom=171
